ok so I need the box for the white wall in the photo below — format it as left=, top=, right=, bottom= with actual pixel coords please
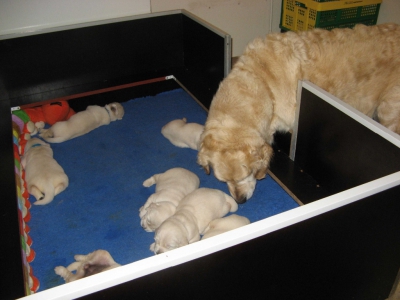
left=151, top=0, right=272, bottom=57
left=1, top=0, right=397, bottom=56
left=0, top=0, right=150, bottom=36
left=377, top=0, right=400, bottom=24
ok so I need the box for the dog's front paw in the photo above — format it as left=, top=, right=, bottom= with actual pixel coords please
left=149, top=243, right=156, bottom=253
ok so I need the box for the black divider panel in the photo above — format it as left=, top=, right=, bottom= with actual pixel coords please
left=0, top=92, right=26, bottom=299
left=0, top=12, right=228, bottom=298
left=80, top=185, right=400, bottom=300
left=177, top=15, right=226, bottom=108
left=0, top=14, right=184, bottom=106
left=295, top=88, right=400, bottom=195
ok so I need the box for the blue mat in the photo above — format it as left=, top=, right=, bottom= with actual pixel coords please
left=28, top=88, right=299, bottom=291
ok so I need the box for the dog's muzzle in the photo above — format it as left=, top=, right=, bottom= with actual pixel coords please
left=235, top=194, right=247, bottom=204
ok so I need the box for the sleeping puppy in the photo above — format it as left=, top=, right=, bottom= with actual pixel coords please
left=198, top=23, right=400, bottom=203
left=39, top=102, right=124, bottom=143
left=150, top=188, right=238, bottom=254
left=202, top=214, right=250, bottom=240
left=54, top=250, right=120, bottom=283
left=161, top=118, right=204, bottom=150
left=21, top=138, right=69, bottom=205
left=140, top=167, right=200, bottom=232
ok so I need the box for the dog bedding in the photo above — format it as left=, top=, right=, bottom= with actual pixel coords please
left=19, top=88, right=299, bottom=291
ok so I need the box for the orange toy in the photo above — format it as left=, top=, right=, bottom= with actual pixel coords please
left=24, top=101, right=76, bottom=125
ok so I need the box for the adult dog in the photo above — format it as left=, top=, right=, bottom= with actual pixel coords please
left=39, top=102, right=125, bottom=143
left=54, top=250, right=120, bottom=283
left=21, top=138, right=69, bottom=205
left=198, top=23, right=400, bottom=204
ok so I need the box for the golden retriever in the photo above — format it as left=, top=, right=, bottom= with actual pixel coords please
left=54, top=250, right=120, bottom=283
left=201, top=214, right=250, bottom=240
left=139, top=167, right=200, bottom=232
left=150, top=188, right=238, bottom=254
left=21, top=137, right=69, bottom=205
left=39, top=102, right=125, bottom=143
left=198, top=23, right=400, bottom=203
left=161, top=118, right=204, bottom=150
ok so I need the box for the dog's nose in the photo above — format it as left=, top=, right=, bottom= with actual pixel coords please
left=235, top=195, right=247, bottom=204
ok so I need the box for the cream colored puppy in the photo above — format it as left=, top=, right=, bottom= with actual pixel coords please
left=39, top=102, right=125, bottom=143
left=54, top=250, right=120, bottom=283
left=161, top=118, right=204, bottom=150
left=150, top=188, right=238, bottom=254
left=21, top=138, right=69, bottom=205
left=140, top=168, right=200, bottom=232
left=202, top=214, right=250, bottom=240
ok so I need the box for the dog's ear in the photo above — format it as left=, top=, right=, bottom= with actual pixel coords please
left=201, top=162, right=211, bottom=175
left=251, top=143, right=273, bottom=180
left=197, top=133, right=217, bottom=175
left=197, top=146, right=211, bottom=175
left=197, top=157, right=211, bottom=175
left=109, top=103, right=124, bottom=120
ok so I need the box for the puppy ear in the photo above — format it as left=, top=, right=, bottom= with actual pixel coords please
left=251, top=144, right=273, bottom=180
left=109, top=103, right=124, bottom=120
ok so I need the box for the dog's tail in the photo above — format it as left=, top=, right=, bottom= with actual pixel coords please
left=143, top=175, right=157, bottom=187
left=30, top=182, right=56, bottom=205
left=39, top=128, right=67, bottom=143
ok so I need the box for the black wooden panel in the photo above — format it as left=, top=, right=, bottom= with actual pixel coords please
left=0, top=14, right=184, bottom=106
left=80, top=185, right=400, bottom=300
left=0, top=83, right=26, bottom=298
left=176, top=15, right=226, bottom=108
left=295, top=88, right=400, bottom=195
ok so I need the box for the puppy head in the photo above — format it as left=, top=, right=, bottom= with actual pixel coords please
left=140, top=202, right=177, bottom=232
left=106, top=102, right=125, bottom=121
left=150, top=219, right=189, bottom=254
left=81, top=250, right=120, bottom=277
left=161, top=118, right=187, bottom=132
left=198, top=133, right=273, bottom=204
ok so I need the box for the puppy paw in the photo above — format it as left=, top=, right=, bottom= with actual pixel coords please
left=26, top=121, right=38, bottom=135
left=54, top=266, right=68, bottom=277
left=143, top=176, right=156, bottom=187
left=35, top=121, right=45, bottom=129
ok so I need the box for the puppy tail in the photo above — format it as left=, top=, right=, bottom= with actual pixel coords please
left=32, top=183, right=55, bottom=205
left=143, top=175, right=156, bottom=187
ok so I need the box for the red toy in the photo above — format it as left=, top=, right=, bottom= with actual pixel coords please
left=24, top=101, right=76, bottom=125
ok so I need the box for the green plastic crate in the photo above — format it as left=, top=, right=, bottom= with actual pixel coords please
left=280, top=0, right=382, bottom=32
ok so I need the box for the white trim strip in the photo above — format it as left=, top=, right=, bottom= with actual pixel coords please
left=20, top=171, right=400, bottom=300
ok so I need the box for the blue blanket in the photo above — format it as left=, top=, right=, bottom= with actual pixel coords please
left=28, top=88, right=299, bottom=291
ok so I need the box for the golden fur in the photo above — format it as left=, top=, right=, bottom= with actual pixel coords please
left=198, top=23, right=400, bottom=203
